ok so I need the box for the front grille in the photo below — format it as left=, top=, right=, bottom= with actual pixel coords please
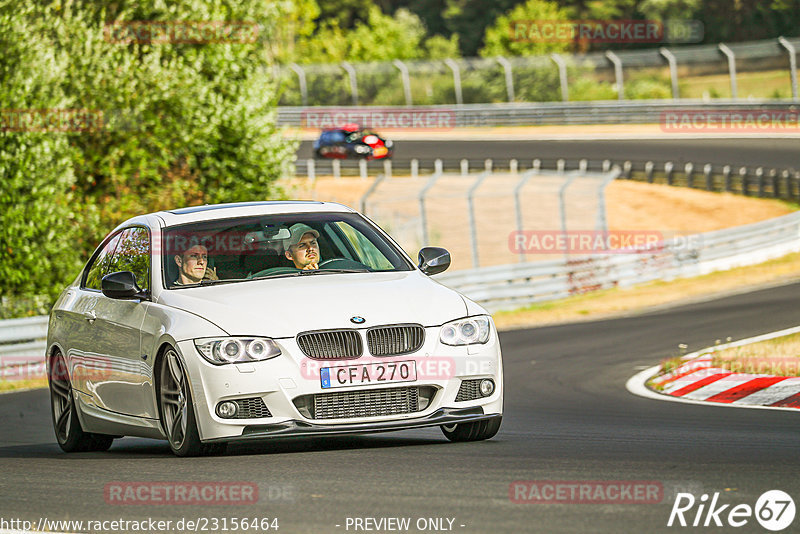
left=455, top=379, right=483, bottom=402
left=297, top=329, right=363, bottom=360
left=233, top=397, right=271, bottom=419
left=367, top=324, right=425, bottom=356
left=303, top=386, right=422, bottom=420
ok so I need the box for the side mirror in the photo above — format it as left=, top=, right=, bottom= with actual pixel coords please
left=101, top=271, right=144, bottom=299
left=418, top=247, right=451, bottom=275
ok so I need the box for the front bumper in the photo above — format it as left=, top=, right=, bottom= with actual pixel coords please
left=176, top=324, right=504, bottom=442
left=204, top=407, right=498, bottom=443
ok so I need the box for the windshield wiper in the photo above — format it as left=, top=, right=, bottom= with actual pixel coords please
left=198, top=278, right=245, bottom=286
left=300, top=268, right=370, bottom=275
left=248, top=272, right=306, bottom=281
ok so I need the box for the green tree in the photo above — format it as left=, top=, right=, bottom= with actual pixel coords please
left=0, top=1, right=83, bottom=312
left=480, top=0, right=571, bottom=57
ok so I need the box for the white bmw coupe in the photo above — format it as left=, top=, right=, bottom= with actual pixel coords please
left=46, top=201, right=503, bottom=456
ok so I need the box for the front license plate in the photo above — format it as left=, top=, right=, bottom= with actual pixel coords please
left=320, top=360, right=417, bottom=389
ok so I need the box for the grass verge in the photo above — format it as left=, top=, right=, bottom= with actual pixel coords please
left=710, top=332, right=800, bottom=377
left=0, top=377, right=48, bottom=393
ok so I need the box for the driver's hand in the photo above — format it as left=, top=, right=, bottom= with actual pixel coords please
left=203, top=266, right=219, bottom=280
left=303, top=262, right=318, bottom=270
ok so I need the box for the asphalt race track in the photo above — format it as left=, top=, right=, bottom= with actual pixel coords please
left=3, top=282, right=800, bottom=533
left=298, top=138, right=800, bottom=169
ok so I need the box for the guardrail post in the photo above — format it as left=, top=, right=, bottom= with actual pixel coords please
left=460, top=159, right=469, bottom=176
left=496, top=56, right=515, bottom=103
left=514, top=169, right=537, bottom=263
left=551, top=53, right=569, bottom=101
left=418, top=169, right=443, bottom=246
left=444, top=59, right=463, bottom=106
left=718, top=43, right=738, bottom=99
left=723, top=165, right=732, bottom=192
left=665, top=161, right=674, bottom=185
left=704, top=164, right=713, bottom=191
left=795, top=172, right=800, bottom=201
left=596, top=167, right=621, bottom=233
left=659, top=47, right=680, bottom=99
left=532, top=158, right=541, bottom=172
left=605, top=51, right=625, bottom=100
left=510, top=159, right=519, bottom=174
left=307, top=158, right=315, bottom=181
left=602, top=159, right=611, bottom=172
left=467, top=171, right=490, bottom=268
left=781, top=169, right=790, bottom=199
left=645, top=161, right=654, bottom=183
left=579, top=159, right=587, bottom=173
left=341, top=61, right=359, bottom=105
left=332, top=159, right=341, bottom=179
left=778, top=37, right=798, bottom=100
left=289, top=63, right=308, bottom=107
left=623, top=160, right=632, bottom=179
left=755, top=167, right=765, bottom=197
left=685, top=163, right=694, bottom=188
left=359, top=159, right=368, bottom=180
left=393, top=59, right=413, bottom=106
left=485, top=159, right=493, bottom=172
left=359, top=174, right=385, bottom=215
left=434, top=158, right=443, bottom=174
left=739, top=166, right=749, bottom=196
left=411, top=158, right=419, bottom=179
left=558, top=172, right=579, bottom=257
left=557, top=159, right=565, bottom=174
left=769, top=169, right=778, bottom=197
left=383, top=159, right=392, bottom=180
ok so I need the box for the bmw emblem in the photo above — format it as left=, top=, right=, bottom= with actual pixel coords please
left=350, top=316, right=366, bottom=324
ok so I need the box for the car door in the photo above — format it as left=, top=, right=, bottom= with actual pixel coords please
left=75, top=227, right=155, bottom=418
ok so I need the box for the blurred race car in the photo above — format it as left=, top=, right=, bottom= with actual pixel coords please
left=313, top=124, right=393, bottom=160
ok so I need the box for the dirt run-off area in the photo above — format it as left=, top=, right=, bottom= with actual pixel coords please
left=280, top=175, right=795, bottom=272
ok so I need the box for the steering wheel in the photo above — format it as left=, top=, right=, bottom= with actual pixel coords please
left=317, top=258, right=338, bottom=268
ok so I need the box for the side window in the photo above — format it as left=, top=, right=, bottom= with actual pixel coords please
left=334, top=222, right=394, bottom=270
left=84, top=232, right=123, bottom=290
left=107, top=227, right=151, bottom=291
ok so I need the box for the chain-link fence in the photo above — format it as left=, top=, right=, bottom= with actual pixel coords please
left=277, top=37, right=800, bottom=106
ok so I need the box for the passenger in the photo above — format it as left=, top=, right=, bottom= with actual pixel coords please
left=284, top=223, right=321, bottom=270
left=174, top=243, right=218, bottom=285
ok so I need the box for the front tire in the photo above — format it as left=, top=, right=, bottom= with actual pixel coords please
left=158, top=348, right=226, bottom=457
left=49, top=352, right=114, bottom=452
left=441, top=416, right=502, bottom=442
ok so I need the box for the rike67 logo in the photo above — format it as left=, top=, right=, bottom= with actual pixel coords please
left=668, top=490, right=795, bottom=531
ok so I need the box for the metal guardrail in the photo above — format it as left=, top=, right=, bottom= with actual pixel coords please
left=437, top=211, right=800, bottom=312
left=280, top=100, right=800, bottom=128
left=0, top=316, right=48, bottom=379
left=295, top=156, right=800, bottom=202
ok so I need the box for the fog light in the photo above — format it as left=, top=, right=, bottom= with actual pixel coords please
left=479, top=379, right=495, bottom=397
left=216, top=401, right=238, bottom=418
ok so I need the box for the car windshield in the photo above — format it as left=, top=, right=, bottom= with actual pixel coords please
left=162, top=212, right=413, bottom=288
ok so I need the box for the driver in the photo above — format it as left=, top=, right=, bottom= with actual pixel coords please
left=173, top=243, right=218, bottom=285
left=284, top=223, right=321, bottom=270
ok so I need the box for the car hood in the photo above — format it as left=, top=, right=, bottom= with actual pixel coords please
left=157, top=271, right=467, bottom=338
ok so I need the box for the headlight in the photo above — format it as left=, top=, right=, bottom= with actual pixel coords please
left=439, top=316, right=491, bottom=346
left=194, top=337, right=281, bottom=365
left=354, top=145, right=370, bottom=154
